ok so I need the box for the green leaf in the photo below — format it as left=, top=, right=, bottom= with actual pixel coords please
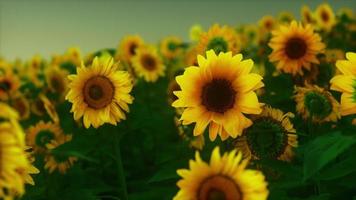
left=303, top=132, right=356, bottom=181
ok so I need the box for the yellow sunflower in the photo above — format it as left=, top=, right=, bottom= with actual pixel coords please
left=338, top=7, right=354, bottom=19
left=269, top=21, right=325, bottom=75
left=234, top=106, right=298, bottom=162
left=66, top=57, right=134, bottom=128
left=184, top=47, right=199, bottom=67
left=31, top=94, right=59, bottom=122
left=11, top=94, right=30, bottom=120
left=174, top=147, right=269, bottom=200
left=258, top=15, right=276, bottom=36
left=315, top=3, right=336, bottom=32
left=116, top=35, right=144, bottom=63
left=189, top=24, right=203, bottom=42
left=160, top=36, right=184, bottom=59
left=131, top=46, right=165, bottom=82
left=197, top=24, right=240, bottom=55
left=22, top=147, right=40, bottom=186
left=65, top=47, right=82, bottom=67
left=330, top=52, right=356, bottom=116
left=278, top=12, right=294, bottom=24
left=0, top=68, right=21, bottom=101
left=0, top=103, right=30, bottom=200
left=44, top=134, right=77, bottom=174
left=294, top=84, right=340, bottom=123
left=45, top=65, right=68, bottom=98
left=172, top=50, right=264, bottom=141
left=301, top=5, right=315, bottom=25
left=324, top=49, right=345, bottom=64
left=26, top=121, right=64, bottom=153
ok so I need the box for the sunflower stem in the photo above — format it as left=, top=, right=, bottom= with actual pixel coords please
left=114, top=132, right=128, bottom=200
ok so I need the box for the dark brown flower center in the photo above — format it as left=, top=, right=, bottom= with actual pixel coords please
left=50, top=76, right=65, bottom=94
left=13, top=98, right=28, bottom=117
left=201, top=79, right=236, bottom=113
left=285, top=37, right=307, bottom=59
left=0, top=80, right=11, bottom=91
left=141, top=54, right=157, bottom=71
left=198, top=175, right=242, bottom=200
left=129, top=43, right=138, bottom=55
left=83, top=76, right=114, bottom=109
left=321, top=10, right=329, bottom=22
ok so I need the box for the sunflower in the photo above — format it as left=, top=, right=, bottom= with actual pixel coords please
left=174, top=147, right=269, bottom=200
left=0, top=103, right=30, bottom=200
left=338, top=7, right=354, bottom=19
left=11, top=94, right=30, bottom=120
left=172, top=50, right=264, bottom=141
left=278, top=12, right=294, bottom=24
left=66, top=56, right=134, bottom=128
left=324, top=49, right=345, bottom=64
left=45, top=65, right=68, bottom=98
left=26, top=121, right=64, bottom=153
left=44, top=134, right=77, bottom=174
left=315, top=3, right=336, bottom=32
left=269, top=21, right=325, bottom=75
left=116, top=35, right=144, bottom=63
left=301, top=5, right=315, bottom=25
left=160, top=36, right=184, bottom=59
left=31, top=94, right=59, bottom=122
left=241, top=25, right=259, bottom=46
left=0, top=68, right=21, bottom=101
left=184, top=47, right=199, bottom=68
left=22, top=147, right=40, bottom=186
left=294, top=84, right=340, bottom=123
left=189, top=24, right=203, bottom=42
left=330, top=52, right=356, bottom=116
left=197, top=24, right=240, bottom=55
left=65, top=47, right=82, bottom=67
left=234, top=106, right=298, bottom=161
left=131, top=46, right=165, bottom=82
left=258, top=15, right=276, bottom=35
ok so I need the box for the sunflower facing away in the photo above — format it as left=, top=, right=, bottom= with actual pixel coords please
left=234, top=106, right=298, bottom=162
left=174, top=147, right=269, bottom=200
left=295, top=84, right=340, bottom=123
left=44, top=134, right=77, bottom=174
left=315, top=3, right=336, bottom=32
left=0, top=103, right=30, bottom=200
left=269, top=21, right=325, bottom=75
left=66, top=57, right=134, bottom=128
left=26, top=121, right=64, bottom=153
left=330, top=52, right=356, bottom=116
left=197, top=24, right=240, bottom=55
left=160, top=36, right=184, bottom=59
left=116, top=35, right=144, bottom=63
left=172, top=50, right=264, bottom=141
left=131, top=46, right=165, bottom=82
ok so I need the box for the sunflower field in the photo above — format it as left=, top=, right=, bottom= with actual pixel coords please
left=1, top=2, right=356, bottom=200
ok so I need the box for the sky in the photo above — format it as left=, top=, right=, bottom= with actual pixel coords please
left=0, top=0, right=354, bottom=60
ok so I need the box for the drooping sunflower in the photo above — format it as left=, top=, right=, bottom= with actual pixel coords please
left=0, top=103, right=30, bottom=200
left=330, top=52, right=356, bottom=116
left=131, top=46, right=165, bottom=82
left=294, top=84, right=340, bottom=123
left=66, top=57, right=134, bottom=128
left=26, top=121, right=64, bottom=153
left=172, top=50, right=264, bottom=141
left=315, top=3, right=336, bottom=32
left=197, top=24, right=240, bottom=55
left=0, top=68, right=21, bottom=101
left=160, top=36, right=184, bottom=59
left=44, top=134, right=77, bottom=174
left=174, top=147, right=269, bottom=200
left=269, top=21, right=325, bottom=75
left=45, top=65, right=68, bottom=98
left=301, top=5, right=315, bottom=25
left=234, top=106, right=298, bottom=162
left=116, top=35, right=144, bottom=63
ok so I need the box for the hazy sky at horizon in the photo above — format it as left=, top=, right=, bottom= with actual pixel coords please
left=0, top=0, right=354, bottom=60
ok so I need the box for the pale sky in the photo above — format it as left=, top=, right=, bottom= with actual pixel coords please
left=0, top=0, right=354, bottom=60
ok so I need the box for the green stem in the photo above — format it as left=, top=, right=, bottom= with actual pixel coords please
left=114, top=133, right=128, bottom=200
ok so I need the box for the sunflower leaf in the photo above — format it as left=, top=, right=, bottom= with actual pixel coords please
left=303, top=131, right=356, bottom=181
